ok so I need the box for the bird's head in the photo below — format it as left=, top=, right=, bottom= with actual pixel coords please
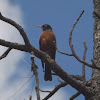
left=38, top=24, right=52, bottom=31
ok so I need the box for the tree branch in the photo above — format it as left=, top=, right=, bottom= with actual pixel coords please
left=39, top=89, right=51, bottom=93
left=55, top=42, right=73, bottom=56
left=69, top=10, right=93, bottom=68
left=0, top=47, right=12, bottom=60
left=0, top=12, right=30, bottom=46
left=82, top=42, right=87, bottom=80
left=0, top=39, right=28, bottom=52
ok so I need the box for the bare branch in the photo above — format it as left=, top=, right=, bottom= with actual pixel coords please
left=0, top=47, right=12, bottom=60
left=55, top=43, right=73, bottom=56
left=82, top=42, right=87, bottom=80
left=70, top=92, right=81, bottom=100
left=39, top=89, right=51, bottom=93
left=42, top=82, right=68, bottom=100
left=0, top=38, right=28, bottom=52
left=0, top=12, right=30, bottom=46
left=0, top=38, right=50, bottom=61
left=31, top=52, right=40, bottom=100
left=69, top=10, right=93, bottom=68
left=56, top=48, right=73, bottom=56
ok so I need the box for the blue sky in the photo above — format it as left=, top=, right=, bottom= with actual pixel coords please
left=0, top=0, right=94, bottom=100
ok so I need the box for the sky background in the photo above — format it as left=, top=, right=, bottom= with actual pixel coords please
left=0, top=0, right=93, bottom=100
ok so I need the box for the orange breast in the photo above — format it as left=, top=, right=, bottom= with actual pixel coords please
left=39, top=31, right=56, bottom=59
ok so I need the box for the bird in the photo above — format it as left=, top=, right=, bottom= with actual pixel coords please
left=39, top=24, right=56, bottom=81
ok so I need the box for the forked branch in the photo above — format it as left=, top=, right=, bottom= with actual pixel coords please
left=55, top=11, right=96, bottom=69
left=0, top=12, right=30, bottom=46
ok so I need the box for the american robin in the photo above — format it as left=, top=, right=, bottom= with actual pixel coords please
left=39, top=24, right=56, bottom=81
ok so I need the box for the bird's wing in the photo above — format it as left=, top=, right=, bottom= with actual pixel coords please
left=39, top=36, right=44, bottom=69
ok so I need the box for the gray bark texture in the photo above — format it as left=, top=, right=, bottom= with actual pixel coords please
left=85, top=0, right=100, bottom=99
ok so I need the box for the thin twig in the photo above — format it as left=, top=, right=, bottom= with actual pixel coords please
left=55, top=43, right=73, bottom=56
left=39, top=88, right=51, bottom=93
left=57, top=48, right=73, bottom=56
left=0, top=47, right=12, bottom=60
left=70, top=91, right=81, bottom=100
left=82, top=42, right=87, bottom=80
left=42, top=82, right=68, bottom=100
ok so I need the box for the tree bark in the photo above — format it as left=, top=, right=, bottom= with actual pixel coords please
left=85, top=0, right=100, bottom=99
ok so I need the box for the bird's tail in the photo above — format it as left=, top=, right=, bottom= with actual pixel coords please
left=44, top=62, right=52, bottom=81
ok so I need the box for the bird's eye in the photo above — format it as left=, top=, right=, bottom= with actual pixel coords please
left=45, top=25, right=47, bottom=27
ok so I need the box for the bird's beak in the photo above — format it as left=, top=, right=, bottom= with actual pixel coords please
left=38, top=25, right=43, bottom=28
